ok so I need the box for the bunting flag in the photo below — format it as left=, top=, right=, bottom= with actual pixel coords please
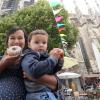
left=57, top=23, right=65, bottom=28
left=49, top=0, right=62, bottom=7
left=60, top=34, right=66, bottom=37
left=55, top=16, right=63, bottom=22
left=58, top=27, right=65, bottom=32
left=48, top=0, right=69, bottom=56
left=49, top=1, right=60, bottom=7
left=60, top=0, right=63, bottom=2
left=53, top=8, right=63, bottom=15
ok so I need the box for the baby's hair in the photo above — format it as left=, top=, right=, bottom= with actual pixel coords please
left=28, top=29, right=48, bottom=42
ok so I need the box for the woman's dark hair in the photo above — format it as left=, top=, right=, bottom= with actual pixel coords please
left=6, top=26, right=28, bottom=49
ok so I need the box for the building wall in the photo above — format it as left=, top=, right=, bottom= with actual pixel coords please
left=0, top=0, right=34, bottom=16
left=0, top=0, right=3, bottom=13
left=69, top=13, right=100, bottom=73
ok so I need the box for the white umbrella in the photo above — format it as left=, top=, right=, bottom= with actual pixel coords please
left=57, top=72, right=81, bottom=79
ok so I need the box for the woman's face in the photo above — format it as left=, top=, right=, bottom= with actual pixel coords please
left=7, top=30, right=25, bottom=49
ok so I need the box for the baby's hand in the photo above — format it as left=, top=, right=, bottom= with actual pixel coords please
left=49, top=48, right=61, bottom=59
left=53, top=48, right=64, bottom=58
left=49, top=48, right=64, bottom=59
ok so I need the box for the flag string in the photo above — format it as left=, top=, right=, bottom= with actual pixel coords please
left=48, top=0, right=69, bottom=56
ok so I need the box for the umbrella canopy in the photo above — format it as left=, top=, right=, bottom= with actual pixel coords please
left=62, top=57, right=78, bottom=69
left=57, top=72, right=81, bottom=79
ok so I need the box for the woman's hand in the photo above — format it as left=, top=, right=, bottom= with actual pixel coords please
left=0, top=54, right=20, bottom=68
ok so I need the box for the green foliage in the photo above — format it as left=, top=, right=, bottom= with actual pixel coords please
left=0, top=33, right=6, bottom=54
left=0, top=0, right=78, bottom=53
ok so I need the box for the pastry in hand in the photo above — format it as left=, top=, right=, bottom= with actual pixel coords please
left=7, top=46, right=22, bottom=56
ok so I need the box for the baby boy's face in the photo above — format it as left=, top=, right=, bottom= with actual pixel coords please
left=29, top=34, right=48, bottom=53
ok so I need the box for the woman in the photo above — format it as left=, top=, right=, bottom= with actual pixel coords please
left=0, top=26, right=63, bottom=100
left=0, top=26, right=27, bottom=100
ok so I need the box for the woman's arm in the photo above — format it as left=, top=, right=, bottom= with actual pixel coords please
left=0, top=58, right=7, bottom=73
left=23, top=72, right=61, bottom=90
left=38, top=75, right=62, bottom=90
left=38, top=74, right=58, bottom=90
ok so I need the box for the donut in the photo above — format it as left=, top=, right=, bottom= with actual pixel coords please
left=7, top=46, right=22, bottom=56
